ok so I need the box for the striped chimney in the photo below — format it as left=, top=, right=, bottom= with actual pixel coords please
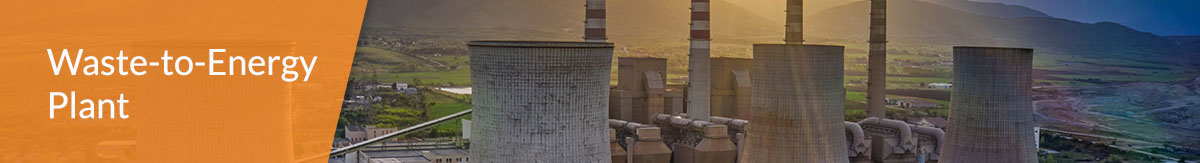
left=784, top=0, right=803, bottom=43
left=584, top=0, right=607, bottom=42
left=687, top=0, right=712, bottom=120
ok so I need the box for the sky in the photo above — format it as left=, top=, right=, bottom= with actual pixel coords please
left=973, top=0, right=1200, bottom=36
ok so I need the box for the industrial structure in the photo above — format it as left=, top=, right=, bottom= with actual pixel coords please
left=652, top=114, right=738, bottom=163
left=866, top=0, right=888, bottom=118
left=612, top=57, right=671, bottom=124
left=859, top=117, right=918, bottom=162
left=325, top=0, right=1065, bottom=161
left=687, top=0, right=712, bottom=121
left=584, top=0, right=606, bottom=42
left=743, top=44, right=849, bottom=162
left=466, top=41, right=615, bottom=162
left=709, top=57, right=753, bottom=119
left=609, top=119, right=673, bottom=163
left=784, top=0, right=803, bottom=43
left=940, top=46, right=1036, bottom=162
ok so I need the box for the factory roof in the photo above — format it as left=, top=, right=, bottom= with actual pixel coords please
left=346, top=126, right=365, bottom=132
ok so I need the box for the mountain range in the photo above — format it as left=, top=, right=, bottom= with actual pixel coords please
left=362, top=0, right=1199, bottom=68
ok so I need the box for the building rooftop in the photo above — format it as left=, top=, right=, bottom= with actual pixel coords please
left=346, top=126, right=365, bottom=132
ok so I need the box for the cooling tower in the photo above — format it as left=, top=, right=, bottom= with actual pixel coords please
left=743, top=44, right=848, bottom=162
left=468, top=41, right=614, bottom=162
left=940, top=46, right=1036, bottom=163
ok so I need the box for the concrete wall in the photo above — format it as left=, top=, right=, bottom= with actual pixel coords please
left=614, top=57, right=668, bottom=124
left=940, top=46, right=1036, bottom=163
left=468, top=41, right=614, bottom=162
left=710, top=57, right=753, bottom=119
left=743, top=44, right=848, bottom=162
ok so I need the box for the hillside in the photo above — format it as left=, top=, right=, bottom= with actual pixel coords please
left=808, top=0, right=1173, bottom=52
left=362, top=0, right=781, bottom=43
left=1166, top=36, right=1200, bottom=63
left=923, top=0, right=1050, bottom=18
left=806, top=0, right=1197, bottom=81
left=358, top=0, right=1199, bottom=82
left=722, top=0, right=858, bottom=25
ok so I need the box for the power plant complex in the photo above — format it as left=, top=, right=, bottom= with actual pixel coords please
left=442, top=0, right=1036, bottom=162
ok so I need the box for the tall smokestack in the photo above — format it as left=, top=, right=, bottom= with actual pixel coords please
left=940, top=46, right=1036, bottom=162
left=784, top=0, right=802, bottom=43
left=584, top=0, right=606, bottom=42
left=687, top=0, right=712, bottom=120
left=866, top=0, right=887, bottom=118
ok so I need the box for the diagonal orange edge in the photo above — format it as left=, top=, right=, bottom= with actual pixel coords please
left=0, top=0, right=367, bottom=162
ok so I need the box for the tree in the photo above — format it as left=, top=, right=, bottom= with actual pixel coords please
left=1099, top=154, right=1123, bottom=163
left=373, top=107, right=422, bottom=128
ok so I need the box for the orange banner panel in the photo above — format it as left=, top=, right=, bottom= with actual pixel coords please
left=0, top=0, right=366, bottom=162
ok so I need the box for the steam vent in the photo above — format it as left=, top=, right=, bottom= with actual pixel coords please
left=468, top=41, right=614, bottom=162
left=941, top=46, right=1036, bottom=162
left=743, top=44, right=849, bottom=162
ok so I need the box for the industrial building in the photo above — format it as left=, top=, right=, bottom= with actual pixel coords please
left=940, top=46, right=1037, bottom=162
left=709, top=57, right=753, bottom=119
left=343, top=125, right=399, bottom=143
left=467, top=41, right=615, bottom=162
left=612, top=57, right=670, bottom=124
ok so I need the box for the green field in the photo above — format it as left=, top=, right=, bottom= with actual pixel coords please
left=351, top=46, right=472, bottom=86
left=423, top=89, right=472, bottom=135
left=353, top=67, right=471, bottom=86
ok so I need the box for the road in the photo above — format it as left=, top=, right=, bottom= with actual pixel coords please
left=1041, top=128, right=1187, bottom=162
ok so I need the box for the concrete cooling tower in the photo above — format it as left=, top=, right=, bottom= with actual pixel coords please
left=743, top=44, right=848, bottom=162
left=940, top=46, right=1036, bottom=163
left=468, top=41, right=614, bottom=162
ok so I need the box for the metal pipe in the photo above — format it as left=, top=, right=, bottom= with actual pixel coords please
left=845, top=122, right=870, bottom=157
left=709, top=116, right=749, bottom=130
left=321, top=109, right=472, bottom=159
left=609, top=119, right=652, bottom=131
left=652, top=113, right=719, bottom=132
left=858, top=117, right=915, bottom=152
left=911, top=125, right=945, bottom=156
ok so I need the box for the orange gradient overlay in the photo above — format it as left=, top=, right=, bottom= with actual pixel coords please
left=0, top=0, right=366, bottom=162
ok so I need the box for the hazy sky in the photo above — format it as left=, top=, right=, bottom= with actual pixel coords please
left=973, top=0, right=1200, bottom=36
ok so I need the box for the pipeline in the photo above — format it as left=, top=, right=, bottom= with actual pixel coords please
left=312, top=109, right=472, bottom=161
left=858, top=117, right=915, bottom=153
left=844, top=122, right=870, bottom=158
left=709, top=116, right=749, bottom=131
left=910, top=125, right=945, bottom=160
